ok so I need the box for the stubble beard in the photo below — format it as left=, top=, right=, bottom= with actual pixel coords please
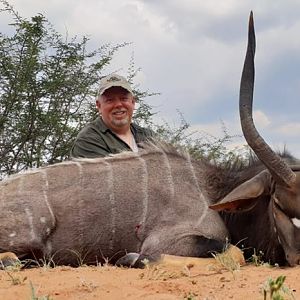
left=111, top=115, right=130, bottom=127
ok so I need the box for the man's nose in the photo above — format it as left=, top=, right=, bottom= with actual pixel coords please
left=113, top=98, right=123, bottom=106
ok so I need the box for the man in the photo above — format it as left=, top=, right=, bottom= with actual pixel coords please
left=70, top=74, right=153, bottom=158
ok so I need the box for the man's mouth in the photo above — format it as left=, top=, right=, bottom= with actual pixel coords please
left=112, top=110, right=127, bottom=118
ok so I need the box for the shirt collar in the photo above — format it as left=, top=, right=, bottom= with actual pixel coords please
left=97, top=117, right=111, bottom=133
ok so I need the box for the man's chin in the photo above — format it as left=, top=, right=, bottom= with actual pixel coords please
left=112, top=119, right=130, bottom=127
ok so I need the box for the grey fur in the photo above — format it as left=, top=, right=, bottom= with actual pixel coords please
left=0, top=143, right=229, bottom=266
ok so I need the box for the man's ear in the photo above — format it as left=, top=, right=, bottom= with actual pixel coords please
left=209, top=170, right=272, bottom=212
left=132, top=95, right=136, bottom=105
left=96, top=99, right=102, bottom=111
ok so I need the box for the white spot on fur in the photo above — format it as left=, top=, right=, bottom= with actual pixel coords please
left=17, top=177, right=35, bottom=241
left=46, top=228, right=51, bottom=235
left=25, top=208, right=36, bottom=241
left=103, top=161, right=116, bottom=251
left=150, top=144, right=175, bottom=200
left=73, top=161, right=83, bottom=179
left=278, top=236, right=282, bottom=245
left=292, top=218, right=300, bottom=228
left=9, top=232, right=16, bottom=237
left=40, top=217, right=46, bottom=223
left=274, top=196, right=280, bottom=205
left=41, top=170, right=56, bottom=228
left=187, top=155, right=208, bottom=227
left=137, top=156, right=149, bottom=228
left=162, top=152, right=175, bottom=200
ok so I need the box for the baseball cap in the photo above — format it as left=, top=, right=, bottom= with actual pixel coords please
left=97, top=74, right=133, bottom=97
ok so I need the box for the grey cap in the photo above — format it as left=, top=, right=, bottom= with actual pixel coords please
left=97, top=74, right=133, bottom=97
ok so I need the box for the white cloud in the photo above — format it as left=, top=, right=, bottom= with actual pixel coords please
left=277, top=123, right=300, bottom=137
left=253, top=110, right=271, bottom=128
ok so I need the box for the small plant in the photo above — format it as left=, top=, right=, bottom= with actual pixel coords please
left=251, top=249, right=265, bottom=266
left=183, top=291, right=198, bottom=300
left=68, top=249, right=88, bottom=267
left=101, top=256, right=110, bottom=267
left=22, top=251, right=59, bottom=270
left=211, top=250, right=240, bottom=278
left=97, top=249, right=113, bottom=267
left=139, top=258, right=178, bottom=280
left=1, top=259, right=27, bottom=285
left=37, top=255, right=56, bottom=270
left=261, top=275, right=295, bottom=300
left=139, top=259, right=168, bottom=280
left=5, top=271, right=27, bottom=285
left=29, top=281, right=52, bottom=300
left=211, top=240, right=241, bottom=278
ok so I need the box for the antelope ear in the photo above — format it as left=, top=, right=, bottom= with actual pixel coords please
left=209, top=170, right=271, bottom=212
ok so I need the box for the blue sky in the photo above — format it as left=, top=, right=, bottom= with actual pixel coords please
left=2, top=0, right=300, bottom=157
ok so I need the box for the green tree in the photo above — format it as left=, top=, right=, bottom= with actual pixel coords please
left=0, top=1, right=155, bottom=178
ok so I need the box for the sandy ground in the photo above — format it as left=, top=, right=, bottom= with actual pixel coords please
left=0, top=256, right=299, bottom=300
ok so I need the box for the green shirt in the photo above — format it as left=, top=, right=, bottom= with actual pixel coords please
left=70, top=117, right=153, bottom=158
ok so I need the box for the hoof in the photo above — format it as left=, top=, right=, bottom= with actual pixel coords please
left=116, top=252, right=140, bottom=267
left=0, top=252, right=20, bottom=269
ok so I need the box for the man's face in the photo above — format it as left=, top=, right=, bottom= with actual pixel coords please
left=96, top=86, right=135, bottom=132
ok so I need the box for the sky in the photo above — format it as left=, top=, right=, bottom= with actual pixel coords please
left=2, top=0, right=300, bottom=157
